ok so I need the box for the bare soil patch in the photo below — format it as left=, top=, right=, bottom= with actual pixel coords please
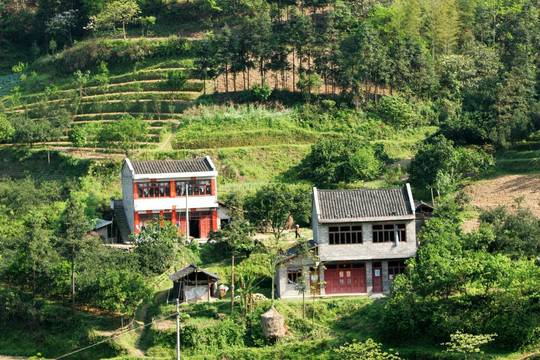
left=462, top=174, right=540, bottom=232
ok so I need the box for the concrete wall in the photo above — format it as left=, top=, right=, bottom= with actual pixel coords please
left=279, top=259, right=404, bottom=298
left=121, top=164, right=135, bottom=232
left=317, top=221, right=416, bottom=262
left=276, top=258, right=317, bottom=299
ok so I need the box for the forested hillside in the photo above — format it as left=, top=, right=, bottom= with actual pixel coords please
left=0, top=0, right=539, bottom=358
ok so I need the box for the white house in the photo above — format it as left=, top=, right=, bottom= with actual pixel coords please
left=116, top=157, right=219, bottom=240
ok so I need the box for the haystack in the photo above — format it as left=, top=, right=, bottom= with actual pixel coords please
left=261, top=306, right=285, bottom=338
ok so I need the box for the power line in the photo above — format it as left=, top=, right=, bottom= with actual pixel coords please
left=53, top=312, right=176, bottom=360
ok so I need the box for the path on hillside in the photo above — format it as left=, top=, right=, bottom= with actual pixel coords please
left=159, top=128, right=176, bottom=151
left=132, top=289, right=170, bottom=356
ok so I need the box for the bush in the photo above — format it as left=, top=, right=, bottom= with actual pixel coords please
left=377, top=95, right=420, bottom=128
left=300, top=136, right=383, bottom=185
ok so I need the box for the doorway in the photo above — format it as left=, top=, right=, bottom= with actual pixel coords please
left=372, top=262, right=383, bottom=293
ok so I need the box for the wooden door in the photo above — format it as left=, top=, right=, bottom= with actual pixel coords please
left=324, top=264, right=366, bottom=294
left=372, top=262, right=383, bottom=293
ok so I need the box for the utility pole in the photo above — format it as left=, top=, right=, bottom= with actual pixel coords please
left=176, top=297, right=181, bottom=360
left=185, top=182, right=189, bottom=243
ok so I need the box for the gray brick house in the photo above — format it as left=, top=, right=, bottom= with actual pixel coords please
left=276, top=184, right=416, bottom=298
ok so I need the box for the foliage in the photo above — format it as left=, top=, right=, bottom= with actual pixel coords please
left=163, top=69, right=188, bottom=90
left=132, top=219, right=182, bottom=277
left=97, top=113, right=148, bottom=155
left=377, top=95, right=423, bottom=128
left=90, top=269, right=151, bottom=316
left=244, top=183, right=310, bottom=240
left=251, top=81, right=272, bottom=102
left=45, top=10, right=78, bottom=46
left=300, top=136, right=383, bottom=185
left=409, top=135, right=493, bottom=192
left=0, top=112, right=14, bottom=141
left=442, top=331, right=497, bottom=357
left=335, top=338, right=402, bottom=360
left=479, top=206, right=540, bottom=259
left=92, top=0, right=141, bottom=39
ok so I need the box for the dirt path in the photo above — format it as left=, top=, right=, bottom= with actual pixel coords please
left=462, top=174, right=540, bottom=232
left=159, top=123, right=178, bottom=151
left=132, top=290, right=170, bottom=356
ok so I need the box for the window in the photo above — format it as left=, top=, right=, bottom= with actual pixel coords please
left=388, top=261, right=406, bottom=280
left=175, top=180, right=212, bottom=197
left=287, top=268, right=302, bottom=285
left=139, top=213, right=172, bottom=227
left=137, top=182, right=170, bottom=198
left=372, top=224, right=406, bottom=243
left=328, top=225, right=363, bottom=245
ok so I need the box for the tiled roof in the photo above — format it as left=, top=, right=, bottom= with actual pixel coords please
left=277, top=239, right=318, bottom=264
left=169, top=264, right=221, bottom=282
left=317, top=186, right=413, bottom=221
left=131, top=158, right=213, bottom=174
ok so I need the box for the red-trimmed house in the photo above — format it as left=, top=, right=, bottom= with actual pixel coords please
left=117, top=157, right=219, bottom=240
left=276, top=184, right=417, bottom=298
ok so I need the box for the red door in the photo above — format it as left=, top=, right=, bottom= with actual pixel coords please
left=372, top=262, right=383, bottom=293
left=325, top=264, right=366, bottom=294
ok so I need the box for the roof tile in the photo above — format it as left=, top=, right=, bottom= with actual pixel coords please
left=131, top=158, right=213, bottom=175
left=317, top=186, right=413, bottom=220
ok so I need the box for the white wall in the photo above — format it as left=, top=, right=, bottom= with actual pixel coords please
left=134, top=196, right=218, bottom=212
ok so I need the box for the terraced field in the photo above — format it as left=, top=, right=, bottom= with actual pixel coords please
left=1, top=56, right=204, bottom=150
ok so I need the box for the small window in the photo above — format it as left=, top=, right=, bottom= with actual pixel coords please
left=388, top=261, right=406, bottom=280
left=372, top=223, right=406, bottom=243
left=287, top=268, right=302, bottom=285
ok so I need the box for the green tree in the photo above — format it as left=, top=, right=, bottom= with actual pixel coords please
left=132, top=219, right=180, bottom=276
left=98, top=113, right=148, bottom=155
left=45, top=9, right=78, bottom=45
left=210, top=220, right=256, bottom=312
left=244, top=183, right=310, bottom=305
left=60, top=198, right=92, bottom=314
left=301, top=137, right=382, bottom=185
left=442, top=331, right=497, bottom=359
left=0, top=112, right=14, bottom=141
left=335, top=338, right=403, bottom=360
left=194, top=33, right=217, bottom=95
left=93, top=0, right=141, bottom=39
left=91, top=269, right=151, bottom=316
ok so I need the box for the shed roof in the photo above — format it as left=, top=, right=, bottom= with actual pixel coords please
left=169, top=264, right=221, bottom=282
left=131, top=158, right=214, bottom=175
left=314, top=185, right=415, bottom=223
left=276, top=239, right=318, bottom=264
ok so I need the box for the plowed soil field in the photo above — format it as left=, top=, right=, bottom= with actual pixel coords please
left=462, top=174, right=540, bottom=232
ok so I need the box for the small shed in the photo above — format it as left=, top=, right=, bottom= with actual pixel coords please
left=93, top=219, right=113, bottom=243
left=169, top=264, right=221, bottom=303
left=414, top=200, right=435, bottom=234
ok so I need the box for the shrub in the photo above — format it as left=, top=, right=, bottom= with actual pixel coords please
left=377, top=95, right=420, bottom=128
left=300, top=136, right=383, bottom=185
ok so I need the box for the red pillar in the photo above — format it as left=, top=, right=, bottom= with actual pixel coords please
left=134, top=212, right=140, bottom=233
left=133, top=182, right=138, bottom=199
left=212, top=210, right=218, bottom=231
left=170, top=181, right=176, bottom=197
left=211, top=178, right=216, bottom=196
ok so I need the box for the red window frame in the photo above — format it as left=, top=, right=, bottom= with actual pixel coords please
left=137, top=182, right=171, bottom=198
left=175, top=180, right=212, bottom=197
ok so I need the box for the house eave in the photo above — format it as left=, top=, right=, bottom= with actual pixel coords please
left=319, top=215, right=416, bottom=223
left=133, top=170, right=218, bottom=180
